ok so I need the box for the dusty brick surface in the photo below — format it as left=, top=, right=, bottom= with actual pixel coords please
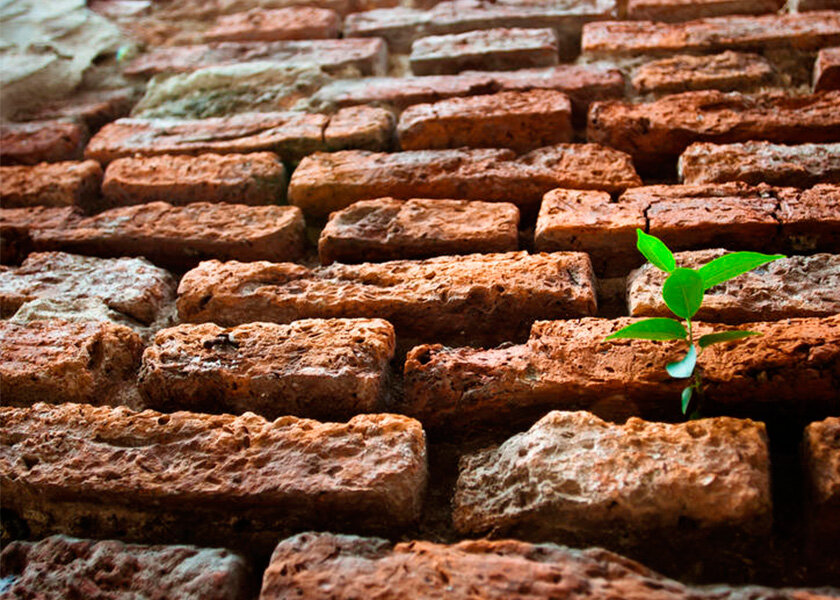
left=0, top=207, right=76, bottom=265
left=343, top=0, right=617, bottom=54
left=0, top=160, right=102, bottom=210
left=0, top=120, right=88, bottom=166
left=323, top=106, right=395, bottom=152
left=397, top=90, right=572, bottom=153
left=535, top=189, right=646, bottom=277
left=588, top=91, right=840, bottom=171
left=0, top=404, right=428, bottom=551
left=0, top=251, right=176, bottom=325
left=631, top=52, right=774, bottom=95
left=815, top=46, right=840, bottom=92
left=30, top=202, right=306, bottom=270
left=319, top=198, right=519, bottom=264
left=777, top=184, right=840, bottom=253
left=310, top=65, right=624, bottom=118
left=102, top=152, right=287, bottom=208
left=177, top=252, right=597, bottom=348
left=85, top=113, right=327, bottom=165
left=15, top=88, right=137, bottom=133
left=288, top=145, right=641, bottom=218
left=123, top=39, right=387, bottom=78
left=402, top=315, right=840, bottom=427
left=626, top=0, right=782, bottom=21
left=582, top=12, right=840, bottom=57
left=139, top=319, right=395, bottom=420
left=628, top=249, right=840, bottom=323
left=803, top=417, right=840, bottom=549
left=679, top=142, right=840, bottom=187
left=409, top=28, right=559, bottom=76
left=204, top=7, right=341, bottom=42
left=0, top=535, right=250, bottom=600
left=454, top=411, right=771, bottom=551
left=0, top=320, right=144, bottom=409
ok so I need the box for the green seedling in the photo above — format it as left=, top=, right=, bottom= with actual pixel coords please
left=605, top=230, right=785, bottom=418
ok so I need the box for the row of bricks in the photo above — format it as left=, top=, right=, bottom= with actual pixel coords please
left=1, top=180, right=838, bottom=275
left=2, top=402, right=838, bottom=561
left=2, top=296, right=839, bottom=423
left=3, top=528, right=839, bottom=599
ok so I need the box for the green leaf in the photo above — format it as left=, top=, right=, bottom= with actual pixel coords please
left=636, top=229, right=676, bottom=273
left=605, top=318, right=687, bottom=341
left=698, top=251, right=785, bottom=290
left=662, top=268, right=704, bottom=319
left=681, top=386, right=693, bottom=415
left=667, top=344, right=697, bottom=378
left=698, top=330, right=762, bottom=348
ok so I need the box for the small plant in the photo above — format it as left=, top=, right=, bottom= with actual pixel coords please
left=606, top=230, right=785, bottom=418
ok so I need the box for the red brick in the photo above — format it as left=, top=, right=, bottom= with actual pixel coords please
left=123, top=39, right=387, bottom=78
left=15, top=88, right=137, bottom=133
left=627, top=0, right=782, bottom=22
left=176, top=252, right=597, bottom=348
left=398, top=90, right=572, bottom=153
left=409, top=28, right=559, bottom=76
left=587, top=91, right=840, bottom=171
left=288, top=145, right=641, bottom=218
left=0, top=536, right=249, bottom=600
left=344, top=0, right=617, bottom=54
left=535, top=189, right=646, bottom=277
left=797, top=0, right=840, bottom=9
left=139, top=319, right=395, bottom=420
left=631, top=52, right=774, bottom=95
left=582, top=12, right=840, bottom=57
left=0, top=120, right=88, bottom=166
left=0, top=207, right=76, bottom=265
left=0, top=404, right=428, bottom=552
left=85, top=113, right=326, bottom=165
left=402, top=315, right=840, bottom=428
left=776, top=184, right=840, bottom=253
left=102, top=153, right=287, bottom=208
left=0, top=320, right=143, bottom=409
left=815, top=46, right=840, bottom=92
left=30, top=202, right=306, bottom=270
left=679, top=141, right=840, bottom=187
left=324, top=106, right=396, bottom=152
left=802, top=417, right=840, bottom=550
left=319, top=198, right=519, bottom=264
left=0, top=161, right=102, bottom=210
left=204, top=7, right=341, bottom=42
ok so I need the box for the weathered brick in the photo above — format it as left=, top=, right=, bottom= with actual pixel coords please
left=204, top=7, right=341, bottom=42
left=324, top=106, right=395, bottom=152
left=0, top=160, right=102, bottom=210
left=0, top=320, right=143, bottom=409
left=30, top=202, right=306, bottom=270
left=0, top=536, right=249, bottom=600
left=0, top=207, right=75, bottom=265
left=177, top=252, right=597, bottom=348
left=139, top=319, right=395, bottom=420
left=631, top=52, right=774, bottom=95
left=679, top=141, right=840, bottom=187
left=0, top=252, right=176, bottom=325
left=310, top=65, right=624, bottom=119
left=582, top=12, right=840, bottom=57
left=0, top=120, right=88, bottom=166
left=628, top=249, right=840, bottom=322
left=802, top=417, right=840, bottom=550
left=409, top=28, right=559, bottom=76
left=102, top=152, right=287, bottom=208
left=815, top=46, right=840, bottom=92
left=259, top=532, right=825, bottom=600
left=535, top=189, right=646, bottom=277
left=123, top=39, right=387, bottom=78
left=344, top=0, right=617, bottom=54
left=85, top=113, right=326, bottom=165
left=402, top=315, right=840, bottom=427
left=776, top=184, right=840, bottom=254
left=795, top=0, right=840, bottom=10
left=319, top=198, right=519, bottom=264
left=288, top=145, right=641, bottom=218
left=454, top=411, right=771, bottom=552
left=626, top=0, right=782, bottom=22
left=0, top=404, right=428, bottom=551
left=15, top=88, right=137, bottom=133
left=588, top=91, right=840, bottom=171
left=397, top=90, right=572, bottom=153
